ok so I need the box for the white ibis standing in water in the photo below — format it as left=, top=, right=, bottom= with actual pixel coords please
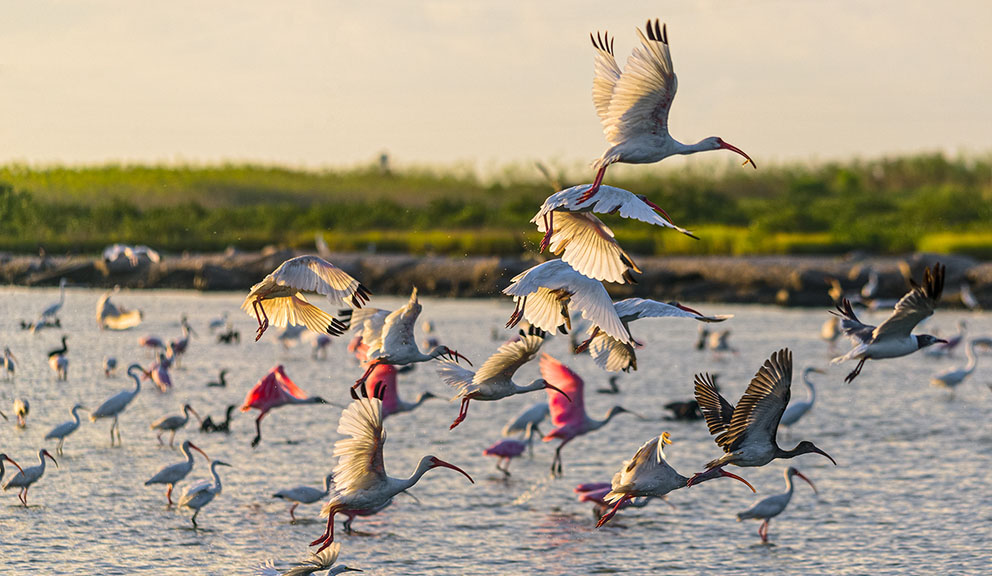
left=582, top=19, right=754, bottom=203
left=144, top=440, right=210, bottom=505
left=91, top=364, right=144, bottom=446
left=778, top=367, right=826, bottom=432
left=3, top=449, right=58, bottom=506
left=539, top=354, right=635, bottom=476
left=689, top=349, right=836, bottom=486
left=273, top=473, right=334, bottom=522
left=150, top=404, right=202, bottom=447
left=178, top=459, right=231, bottom=528
left=439, top=333, right=570, bottom=429
left=531, top=184, right=695, bottom=278
left=352, top=287, right=470, bottom=390
left=596, top=432, right=754, bottom=527
left=13, top=398, right=29, bottom=428
left=242, top=255, right=370, bottom=341
left=37, top=278, right=68, bottom=323
left=44, top=403, right=88, bottom=454
left=930, top=337, right=992, bottom=391
left=309, top=385, right=474, bottom=553
left=737, top=466, right=818, bottom=543
left=832, top=263, right=946, bottom=382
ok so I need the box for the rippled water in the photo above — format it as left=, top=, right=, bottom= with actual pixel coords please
left=0, top=286, right=989, bottom=575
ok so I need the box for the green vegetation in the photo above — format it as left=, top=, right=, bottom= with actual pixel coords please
left=1, top=153, right=990, bottom=257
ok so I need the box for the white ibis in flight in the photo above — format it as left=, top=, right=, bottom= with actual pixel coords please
left=832, top=263, right=946, bottom=382
left=596, top=432, right=754, bottom=527
left=689, top=349, right=836, bottom=486
left=309, top=384, right=474, bottom=553
left=582, top=19, right=754, bottom=203
left=256, top=542, right=362, bottom=576
left=242, top=255, right=370, bottom=341
left=737, top=466, right=818, bottom=543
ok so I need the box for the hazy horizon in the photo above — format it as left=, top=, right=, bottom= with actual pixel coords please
left=2, top=1, right=990, bottom=171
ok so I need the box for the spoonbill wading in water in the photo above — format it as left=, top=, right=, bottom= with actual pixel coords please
left=689, top=349, right=836, bottom=487
left=737, top=466, right=818, bottom=543
left=243, top=255, right=370, bottom=341
left=144, top=440, right=210, bottom=505
left=831, top=263, right=946, bottom=382
left=582, top=19, right=754, bottom=203
left=3, top=449, right=58, bottom=506
left=596, top=432, right=755, bottom=527
left=310, top=383, right=474, bottom=553
left=241, top=365, right=330, bottom=448
left=438, top=332, right=571, bottom=430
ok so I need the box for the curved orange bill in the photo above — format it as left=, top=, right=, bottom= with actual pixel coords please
left=433, top=458, right=474, bottom=484
left=795, top=470, right=817, bottom=494
left=43, top=450, right=59, bottom=469
left=720, top=141, right=756, bottom=169
left=719, top=469, right=755, bottom=493
left=188, top=442, right=210, bottom=462
left=3, top=455, right=24, bottom=474
left=545, top=383, right=572, bottom=403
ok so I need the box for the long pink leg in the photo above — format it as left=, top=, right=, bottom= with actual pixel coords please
left=577, top=167, right=606, bottom=203
left=311, top=508, right=337, bottom=552
left=353, top=361, right=382, bottom=390
left=290, top=503, right=298, bottom=522
left=596, top=494, right=632, bottom=527
left=166, top=484, right=173, bottom=505
left=539, top=212, right=554, bottom=252
left=449, top=398, right=470, bottom=430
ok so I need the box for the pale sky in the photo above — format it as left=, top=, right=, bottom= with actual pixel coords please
left=1, top=1, right=990, bottom=171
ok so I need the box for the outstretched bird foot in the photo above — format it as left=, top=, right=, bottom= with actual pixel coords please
left=596, top=495, right=630, bottom=528
left=576, top=184, right=600, bottom=204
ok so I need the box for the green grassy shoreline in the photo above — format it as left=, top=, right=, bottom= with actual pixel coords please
left=1, top=153, right=990, bottom=258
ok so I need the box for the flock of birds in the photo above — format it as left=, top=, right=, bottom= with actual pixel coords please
left=3, top=17, right=990, bottom=575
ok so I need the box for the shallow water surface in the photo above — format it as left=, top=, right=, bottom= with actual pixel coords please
left=0, top=287, right=989, bottom=575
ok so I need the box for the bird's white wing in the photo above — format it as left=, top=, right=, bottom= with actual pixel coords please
left=473, top=334, right=545, bottom=383
left=501, top=401, right=550, bottom=436
left=606, top=434, right=677, bottom=501
left=378, top=288, right=421, bottom=356
left=437, top=360, right=478, bottom=399
left=332, top=397, right=386, bottom=495
left=614, top=298, right=732, bottom=323
left=591, top=29, right=622, bottom=128
left=178, top=478, right=213, bottom=506
left=544, top=212, right=637, bottom=284
left=273, top=255, right=369, bottom=308
left=873, top=264, right=944, bottom=339
left=256, top=294, right=342, bottom=336
left=603, top=19, right=677, bottom=146
left=588, top=332, right=637, bottom=373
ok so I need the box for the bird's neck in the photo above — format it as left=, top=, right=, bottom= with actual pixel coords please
left=398, top=457, right=435, bottom=492
left=681, top=138, right=712, bottom=155
left=591, top=407, right=623, bottom=430
left=516, top=380, right=546, bottom=394
left=71, top=408, right=81, bottom=424
left=964, top=342, right=979, bottom=370
left=323, top=474, right=335, bottom=494
left=783, top=473, right=795, bottom=496
left=210, top=464, right=224, bottom=492
left=182, top=446, right=196, bottom=465
left=803, top=377, right=816, bottom=403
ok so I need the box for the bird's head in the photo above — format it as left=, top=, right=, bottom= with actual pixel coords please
left=425, top=456, right=474, bottom=484
left=212, top=460, right=233, bottom=470
left=418, top=391, right=438, bottom=401
left=793, top=441, right=837, bottom=466
left=186, top=441, right=210, bottom=462
left=311, top=396, right=330, bottom=405
left=41, top=449, right=58, bottom=469
left=787, top=467, right=818, bottom=494
left=917, top=334, right=948, bottom=349
left=703, top=137, right=756, bottom=169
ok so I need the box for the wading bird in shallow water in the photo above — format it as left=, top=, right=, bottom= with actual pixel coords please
left=737, top=467, right=818, bottom=543
left=178, top=459, right=231, bottom=528
left=539, top=354, right=635, bottom=477
left=689, top=349, right=836, bottom=487
left=3, top=449, right=58, bottom=506
left=501, top=401, right=549, bottom=443
left=596, top=432, right=754, bottom=527
left=439, top=333, right=570, bottom=430
left=44, top=404, right=88, bottom=454
left=90, top=364, right=145, bottom=446
left=930, top=337, right=992, bottom=392
left=243, top=255, right=370, bottom=342
left=483, top=423, right=540, bottom=477
left=257, top=542, right=362, bottom=576
left=531, top=184, right=696, bottom=277
left=37, top=278, right=68, bottom=324
left=309, top=384, right=474, bottom=553
left=150, top=404, right=202, bottom=447
left=273, top=473, right=334, bottom=522
left=2, top=347, right=17, bottom=380
left=241, top=365, right=329, bottom=448
left=351, top=287, right=470, bottom=391
left=582, top=19, right=755, bottom=204
left=144, top=440, right=210, bottom=505
left=13, top=398, right=29, bottom=428
left=832, top=263, right=946, bottom=382
left=778, top=367, right=826, bottom=433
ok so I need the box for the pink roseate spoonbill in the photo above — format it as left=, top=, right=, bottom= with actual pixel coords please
left=242, top=255, right=370, bottom=342
left=737, top=467, right=818, bottom=543
left=144, top=440, right=210, bottom=505
left=0, top=454, right=24, bottom=486
left=3, top=449, right=58, bottom=506
left=539, top=353, right=635, bottom=477
left=13, top=398, right=29, bottom=428
left=309, top=385, right=474, bottom=553
left=178, top=459, right=231, bottom=528
left=363, top=364, right=436, bottom=419
left=576, top=481, right=662, bottom=518
left=241, top=365, right=330, bottom=448
left=37, top=278, right=68, bottom=323
left=256, top=542, right=362, bottom=576
left=167, top=316, right=195, bottom=367
left=779, top=367, right=826, bottom=432
left=575, top=298, right=732, bottom=372
left=596, top=432, right=754, bottom=527
left=582, top=19, right=755, bottom=204
left=689, top=349, right=836, bottom=487
left=44, top=403, right=88, bottom=454
left=439, top=333, right=570, bottom=430
left=353, top=287, right=471, bottom=391
left=144, top=353, right=173, bottom=392
left=273, top=473, right=334, bottom=522
left=483, top=423, right=540, bottom=477
left=930, top=337, right=992, bottom=391
left=91, top=364, right=145, bottom=446
left=138, top=335, right=167, bottom=354
left=2, top=346, right=18, bottom=380
left=832, top=263, right=946, bottom=382
left=503, top=260, right=631, bottom=346
left=150, top=404, right=202, bottom=447
left=532, top=184, right=696, bottom=265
